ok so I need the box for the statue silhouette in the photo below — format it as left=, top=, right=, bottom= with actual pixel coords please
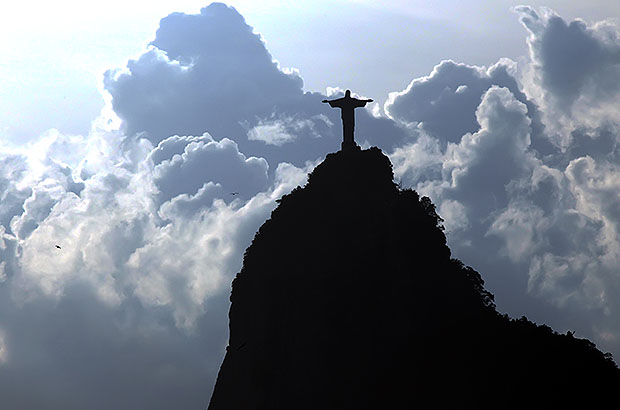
left=323, top=90, right=373, bottom=150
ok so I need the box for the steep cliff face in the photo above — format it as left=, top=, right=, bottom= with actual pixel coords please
left=209, top=147, right=619, bottom=409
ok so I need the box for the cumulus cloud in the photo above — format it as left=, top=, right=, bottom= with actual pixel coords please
left=0, top=154, right=31, bottom=230
left=247, top=115, right=331, bottom=147
left=248, top=120, right=297, bottom=146
left=383, top=8, right=620, bottom=357
left=405, top=85, right=536, bottom=231
left=104, top=3, right=303, bottom=143
left=384, top=59, right=553, bottom=154
left=0, top=116, right=310, bottom=408
left=103, top=3, right=409, bottom=168
left=151, top=134, right=269, bottom=205
left=515, top=6, right=620, bottom=137
left=442, top=86, right=533, bottom=199
left=158, top=181, right=223, bottom=220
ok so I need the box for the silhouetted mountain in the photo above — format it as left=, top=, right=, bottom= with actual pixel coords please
left=209, top=147, right=619, bottom=409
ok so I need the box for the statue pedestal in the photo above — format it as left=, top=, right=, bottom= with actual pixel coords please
left=341, top=141, right=359, bottom=151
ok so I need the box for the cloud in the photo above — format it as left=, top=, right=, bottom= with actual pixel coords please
left=515, top=6, right=620, bottom=136
left=387, top=10, right=620, bottom=354
left=246, top=115, right=332, bottom=147
left=0, top=37, right=315, bottom=399
left=390, top=133, right=444, bottom=186
left=387, top=60, right=528, bottom=138
left=104, top=3, right=304, bottom=144
left=442, top=86, right=532, bottom=197
left=407, top=85, right=536, bottom=230
left=151, top=134, right=269, bottom=205
left=248, top=120, right=297, bottom=146
left=0, top=118, right=310, bottom=408
left=0, top=154, right=31, bottom=230
left=103, top=3, right=410, bottom=168
left=158, top=181, right=223, bottom=220
left=0, top=282, right=230, bottom=409
left=131, top=160, right=308, bottom=329
left=0, top=329, right=6, bottom=364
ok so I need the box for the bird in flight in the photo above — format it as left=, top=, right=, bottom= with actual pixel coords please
left=55, top=245, right=62, bottom=250
left=230, top=192, right=239, bottom=196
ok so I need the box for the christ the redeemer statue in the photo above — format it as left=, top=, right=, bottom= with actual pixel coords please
left=323, top=90, right=373, bottom=151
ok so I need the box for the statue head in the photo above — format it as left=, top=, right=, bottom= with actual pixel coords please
left=345, top=90, right=351, bottom=98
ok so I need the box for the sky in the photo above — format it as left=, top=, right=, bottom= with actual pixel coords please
left=2, top=1, right=620, bottom=408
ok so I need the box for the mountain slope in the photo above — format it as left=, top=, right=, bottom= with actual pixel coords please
left=208, top=147, right=619, bottom=409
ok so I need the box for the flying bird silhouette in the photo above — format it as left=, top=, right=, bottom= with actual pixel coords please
left=230, top=192, right=239, bottom=196
left=55, top=245, right=61, bottom=250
